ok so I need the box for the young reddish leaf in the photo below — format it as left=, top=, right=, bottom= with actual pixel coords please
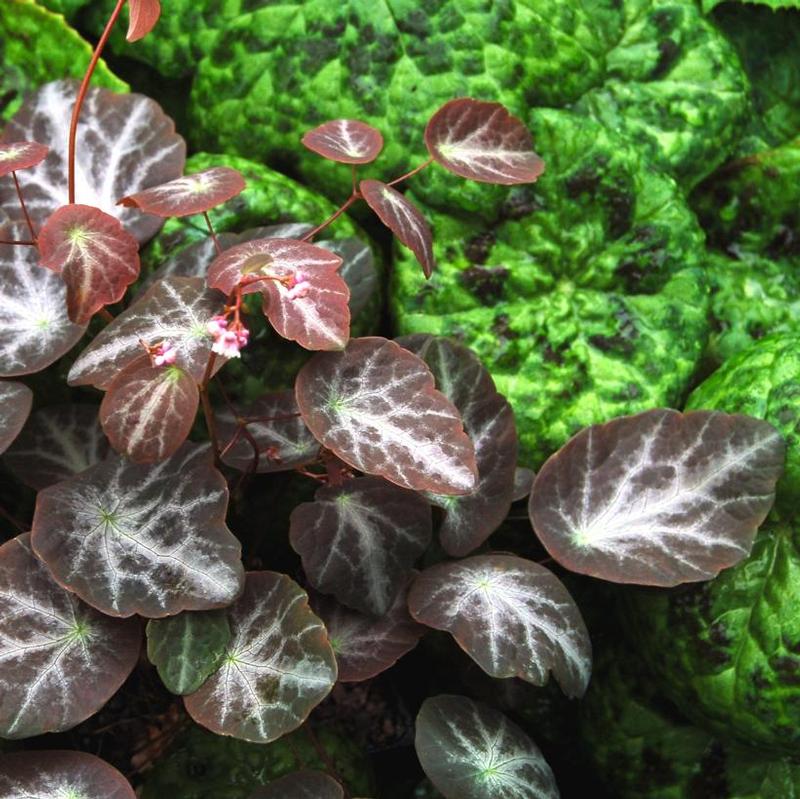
left=360, top=180, right=435, bottom=278
left=0, top=381, right=32, bottom=455
left=100, top=357, right=198, bottom=463
left=295, top=337, right=477, bottom=495
left=0, top=141, right=48, bottom=177
left=184, top=572, right=337, bottom=743
left=302, top=120, right=384, bottom=165
left=118, top=167, right=245, bottom=218
left=127, top=0, right=161, bottom=42
left=398, top=335, right=517, bottom=556
left=408, top=554, right=591, bottom=697
left=530, top=408, right=786, bottom=586
left=31, top=444, right=244, bottom=618
left=68, top=277, right=225, bottom=389
left=37, top=204, right=141, bottom=324
left=415, top=695, right=558, bottom=799
left=424, top=99, right=545, bottom=185
left=512, top=467, right=535, bottom=502
left=290, top=476, right=432, bottom=616
left=0, top=751, right=136, bottom=798
left=311, top=586, right=425, bottom=682
left=2, top=404, right=109, bottom=489
left=0, top=80, right=185, bottom=243
left=0, top=534, right=140, bottom=739
left=249, top=770, right=344, bottom=799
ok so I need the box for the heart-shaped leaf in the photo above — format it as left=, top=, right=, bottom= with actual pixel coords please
left=530, top=408, right=786, bottom=586
left=2, top=404, right=109, bottom=489
left=0, top=80, right=185, bottom=243
left=398, top=335, right=517, bottom=556
left=408, top=554, right=591, bottom=697
left=360, top=180, right=434, bottom=278
left=100, top=357, right=198, bottom=463
left=146, top=609, right=231, bottom=695
left=424, top=99, right=545, bottom=185
left=68, top=277, right=225, bottom=389
left=0, top=534, right=140, bottom=739
left=37, top=204, right=141, bottom=324
left=415, top=695, right=558, bottom=799
left=184, top=571, right=337, bottom=743
left=302, top=119, right=384, bottom=165
left=0, top=751, right=136, bottom=798
left=0, top=381, right=32, bottom=455
left=295, top=337, right=477, bottom=495
left=0, top=141, right=48, bottom=177
left=248, top=770, right=344, bottom=799
left=290, top=476, right=432, bottom=616
left=119, top=167, right=245, bottom=218
left=127, top=0, right=161, bottom=42
left=31, top=443, right=244, bottom=618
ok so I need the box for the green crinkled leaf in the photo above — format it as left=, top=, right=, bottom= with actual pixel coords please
left=704, top=0, right=800, bottom=12
left=35, top=0, right=90, bottom=18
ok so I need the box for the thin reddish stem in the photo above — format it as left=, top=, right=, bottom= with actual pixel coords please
left=301, top=193, right=359, bottom=242
left=97, top=307, right=115, bottom=323
left=11, top=172, right=37, bottom=241
left=0, top=239, right=35, bottom=246
left=203, top=211, right=223, bottom=256
left=199, top=352, right=221, bottom=462
left=387, top=156, right=434, bottom=187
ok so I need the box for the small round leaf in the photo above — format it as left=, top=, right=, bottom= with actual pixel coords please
left=127, top=0, right=161, bottom=42
left=302, top=119, right=384, bottom=164
left=0, top=141, right=48, bottom=177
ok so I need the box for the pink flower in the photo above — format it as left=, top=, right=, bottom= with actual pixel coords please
left=206, top=315, right=228, bottom=337
left=153, top=341, right=178, bottom=367
left=210, top=322, right=249, bottom=359
left=285, top=271, right=311, bottom=300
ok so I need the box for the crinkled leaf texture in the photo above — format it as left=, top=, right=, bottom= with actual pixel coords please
left=0, top=751, right=136, bottom=799
left=31, top=443, right=244, bottom=618
left=0, top=141, right=48, bottom=177
left=127, top=0, right=161, bottom=42
left=68, top=276, right=224, bottom=389
left=37, top=203, right=141, bottom=324
left=184, top=571, right=337, bottom=743
left=0, top=534, right=139, bottom=739
left=409, top=554, right=591, bottom=697
left=302, top=119, right=384, bottom=164
left=290, top=476, right=432, bottom=616
left=248, top=770, right=343, bottom=799
left=415, top=695, right=558, bottom=799
left=295, top=337, right=477, bottom=495
left=530, top=408, right=786, bottom=586
left=0, top=382, right=32, bottom=455
left=0, top=80, right=185, bottom=243
left=399, top=335, right=517, bottom=556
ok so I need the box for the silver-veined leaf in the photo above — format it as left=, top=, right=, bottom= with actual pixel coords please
left=302, top=119, right=384, bottom=165
left=0, top=141, right=48, bottom=177
left=248, top=770, right=344, bottom=799
left=127, top=0, right=161, bottom=42
left=0, top=382, right=32, bottom=456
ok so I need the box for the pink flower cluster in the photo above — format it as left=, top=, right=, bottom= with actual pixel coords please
left=153, top=341, right=177, bottom=367
left=285, top=271, right=311, bottom=300
left=207, top=315, right=249, bottom=358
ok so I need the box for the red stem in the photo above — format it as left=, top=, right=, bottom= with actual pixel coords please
left=97, top=307, right=115, bottom=323
left=387, top=156, right=434, bottom=187
left=203, top=211, right=223, bottom=256
left=301, top=193, right=359, bottom=242
left=11, top=172, right=37, bottom=241
left=199, top=352, right=221, bottom=462
left=0, top=239, right=35, bottom=246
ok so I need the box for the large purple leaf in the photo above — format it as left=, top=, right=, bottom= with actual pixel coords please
left=295, top=337, right=477, bottom=495
left=290, top=476, right=432, bottom=616
left=248, top=770, right=344, bottom=799
left=67, top=277, right=225, bottom=389
left=0, top=141, right=48, bottom=177
left=398, top=335, right=517, bottom=556
left=184, top=571, right=337, bottom=743
left=415, top=695, right=558, bottom=799
left=127, top=0, right=162, bottom=42
left=0, top=534, right=140, bottom=739
left=0, top=381, right=32, bottom=456
left=0, top=80, right=185, bottom=243
left=408, top=554, right=591, bottom=697
left=30, top=444, right=244, bottom=618
left=302, top=119, right=384, bottom=165
left=530, top=408, right=786, bottom=586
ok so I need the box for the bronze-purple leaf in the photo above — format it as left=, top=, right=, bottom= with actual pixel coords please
left=296, top=337, right=477, bottom=495
left=359, top=180, right=435, bottom=278
left=512, top=467, right=535, bottom=502
left=31, top=444, right=244, bottom=618
left=184, top=571, right=337, bottom=743
left=302, top=119, right=384, bottom=165
left=408, top=554, right=591, bottom=697
left=0, top=141, right=48, bottom=177
left=290, top=476, right=432, bottom=616
left=248, top=770, right=344, bottom=799
left=424, top=98, right=544, bottom=185
left=0, top=534, right=140, bottom=739
left=127, top=0, right=161, bottom=42
left=0, top=381, right=32, bottom=455
left=529, top=408, right=786, bottom=586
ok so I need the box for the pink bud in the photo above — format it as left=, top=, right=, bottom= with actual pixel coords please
left=153, top=341, right=178, bottom=367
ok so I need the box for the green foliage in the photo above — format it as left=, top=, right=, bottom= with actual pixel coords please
left=704, top=0, right=800, bottom=12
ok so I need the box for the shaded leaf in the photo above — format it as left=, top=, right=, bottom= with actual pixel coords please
left=302, top=119, right=384, bottom=165
left=184, top=571, right=337, bottom=743
left=415, top=695, right=558, bottom=799
left=408, top=554, right=591, bottom=697
left=290, top=476, right=432, bottom=616
left=37, top=204, right=140, bottom=324
left=424, top=99, right=545, bottom=185
left=530, top=408, right=786, bottom=586
left=31, top=443, right=244, bottom=618
left=0, top=141, right=48, bottom=177
left=127, top=0, right=161, bottom=42
left=248, top=770, right=344, bottom=799
left=0, top=534, right=139, bottom=739
left=0, top=381, right=32, bottom=456
left=321, top=237, right=377, bottom=319
left=513, top=467, right=535, bottom=502
left=295, top=337, right=477, bottom=495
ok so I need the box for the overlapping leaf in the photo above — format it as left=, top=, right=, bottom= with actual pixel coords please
left=184, top=571, right=337, bottom=743
left=37, top=204, right=141, bottom=324
left=0, top=80, right=185, bottom=243
left=512, top=467, right=535, bottom=502
left=415, top=695, right=558, bottom=799
left=67, top=277, right=225, bottom=389
left=290, top=476, right=431, bottom=616
left=398, top=335, right=517, bottom=556
left=127, top=0, right=162, bottom=42
left=302, top=119, right=384, bottom=164
left=424, top=99, right=545, bottom=185
left=0, top=751, right=136, bottom=799
left=295, top=337, right=477, bottom=495
left=408, top=554, right=591, bottom=697
left=248, top=770, right=344, bottom=799
left=31, top=443, right=244, bottom=618
left=0, top=381, right=32, bottom=455
left=529, top=408, right=786, bottom=586
left=0, top=534, right=140, bottom=739
left=321, top=237, right=377, bottom=318
left=0, top=141, right=48, bottom=177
